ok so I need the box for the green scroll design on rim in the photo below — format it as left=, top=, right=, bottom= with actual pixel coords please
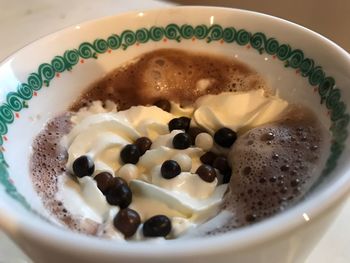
left=0, top=23, right=347, bottom=210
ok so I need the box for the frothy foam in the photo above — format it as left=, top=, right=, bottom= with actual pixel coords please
left=71, top=49, right=267, bottom=111
left=206, top=106, right=327, bottom=235
left=31, top=113, right=98, bottom=234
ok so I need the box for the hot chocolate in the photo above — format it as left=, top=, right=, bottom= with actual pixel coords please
left=30, top=49, right=328, bottom=240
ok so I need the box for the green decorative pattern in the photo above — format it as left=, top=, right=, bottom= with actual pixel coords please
left=0, top=24, right=348, bottom=210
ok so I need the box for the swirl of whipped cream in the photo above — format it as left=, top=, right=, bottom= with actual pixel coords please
left=58, top=89, right=288, bottom=240
left=193, top=89, right=288, bottom=133
left=59, top=101, right=225, bottom=239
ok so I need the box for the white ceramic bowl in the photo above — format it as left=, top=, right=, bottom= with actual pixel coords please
left=0, top=6, right=349, bottom=263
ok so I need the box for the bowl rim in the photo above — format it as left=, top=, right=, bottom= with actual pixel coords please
left=0, top=5, right=350, bottom=258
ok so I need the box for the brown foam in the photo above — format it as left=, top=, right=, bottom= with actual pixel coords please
left=207, top=105, right=327, bottom=235
left=70, top=48, right=267, bottom=111
left=30, top=113, right=98, bottom=234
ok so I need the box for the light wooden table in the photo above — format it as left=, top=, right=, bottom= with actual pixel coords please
left=0, top=1, right=349, bottom=262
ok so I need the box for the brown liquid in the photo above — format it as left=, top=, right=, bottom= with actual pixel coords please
left=30, top=49, right=327, bottom=236
left=71, top=48, right=266, bottom=111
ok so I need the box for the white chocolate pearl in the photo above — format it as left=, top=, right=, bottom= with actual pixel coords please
left=117, top=164, right=139, bottom=183
left=172, top=153, right=192, bottom=172
left=195, top=132, right=213, bottom=151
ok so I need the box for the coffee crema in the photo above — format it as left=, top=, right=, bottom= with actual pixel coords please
left=30, top=49, right=328, bottom=237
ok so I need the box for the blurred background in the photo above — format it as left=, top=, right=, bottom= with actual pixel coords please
left=0, top=0, right=349, bottom=61
left=166, top=0, right=350, bottom=52
left=0, top=0, right=349, bottom=262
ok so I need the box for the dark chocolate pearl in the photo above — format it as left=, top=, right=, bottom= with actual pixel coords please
left=143, top=215, right=172, bottom=237
left=213, top=157, right=232, bottom=184
left=153, top=99, right=171, bottom=112
left=113, top=208, right=141, bottom=238
left=196, top=164, right=217, bottom=183
left=120, top=144, right=140, bottom=164
left=179, top=117, right=191, bottom=130
left=94, top=172, right=113, bottom=194
left=168, top=117, right=191, bottom=132
left=135, top=137, right=152, bottom=155
left=103, top=176, right=128, bottom=196
left=200, top=151, right=217, bottom=165
left=188, top=127, right=206, bottom=144
left=172, top=132, right=191, bottom=149
left=109, top=176, right=128, bottom=188
left=106, top=183, right=132, bottom=208
left=213, top=156, right=231, bottom=175
left=161, top=160, right=181, bottom=179
left=214, top=127, right=237, bottom=148
left=72, top=155, right=95, bottom=178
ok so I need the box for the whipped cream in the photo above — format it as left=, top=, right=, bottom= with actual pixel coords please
left=57, top=89, right=288, bottom=240
left=193, top=89, right=288, bottom=133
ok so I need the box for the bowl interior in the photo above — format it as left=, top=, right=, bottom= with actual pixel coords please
left=0, top=6, right=349, bottom=251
